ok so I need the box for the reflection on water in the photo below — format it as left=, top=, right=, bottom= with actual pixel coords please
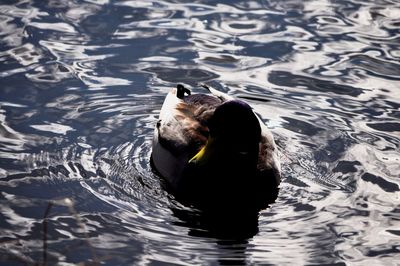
left=1, top=0, right=399, bottom=265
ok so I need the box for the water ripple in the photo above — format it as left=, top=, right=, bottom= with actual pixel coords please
left=1, top=0, right=400, bottom=265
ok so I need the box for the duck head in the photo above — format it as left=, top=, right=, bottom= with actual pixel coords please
left=179, top=100, right=277, bottom=211
left=189, top=99, right=261, bottom=169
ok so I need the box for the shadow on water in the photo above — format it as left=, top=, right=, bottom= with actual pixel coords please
left=171, top=208, right=259, bottom=266
left=172, top=206, right=261, bottom=240
left=166, top=181, right=280, bottom=266
left=169, top=196, right=279, bottom=265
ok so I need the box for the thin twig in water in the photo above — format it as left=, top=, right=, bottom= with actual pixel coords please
left=42, top=201, right=53, bottom=266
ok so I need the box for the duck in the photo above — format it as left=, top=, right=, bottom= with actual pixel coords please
left=151, top=84, right=281, bottom=212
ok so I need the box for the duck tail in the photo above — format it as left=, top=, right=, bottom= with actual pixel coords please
left=199, top=83, right=234, bottom=101
left=176, top=84, right=191, bottom=99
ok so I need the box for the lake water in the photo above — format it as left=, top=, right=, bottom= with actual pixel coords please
left=1, top=0, right=399, bottom=265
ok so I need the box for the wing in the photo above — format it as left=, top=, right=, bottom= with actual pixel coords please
left=257, top=122, right=281, bottom=185
left=158, top=89, right=221, bottom=154
left=152, top=87, right=221, bottom=186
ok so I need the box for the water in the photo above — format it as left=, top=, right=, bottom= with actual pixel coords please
left=1, top=0, right=399, bottom=265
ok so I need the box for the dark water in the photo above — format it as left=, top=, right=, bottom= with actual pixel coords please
left=1, top=0, right=399, bottom=265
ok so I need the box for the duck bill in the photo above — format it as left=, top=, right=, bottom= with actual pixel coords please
left=188, top=137, right=216, bottom=165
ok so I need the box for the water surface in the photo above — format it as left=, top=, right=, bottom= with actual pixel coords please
left=1, top=0, right=399, bottom=265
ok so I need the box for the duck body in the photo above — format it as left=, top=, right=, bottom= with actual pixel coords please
left=151, top=84, right=281, bottom=212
